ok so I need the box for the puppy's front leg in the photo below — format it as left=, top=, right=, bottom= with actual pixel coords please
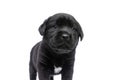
left=62, top=64, right=74, bottom=80
left=37, top=63, right=50, bottom=80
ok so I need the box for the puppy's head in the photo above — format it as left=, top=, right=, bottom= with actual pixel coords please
left=39, top=13, right=84, bottom=54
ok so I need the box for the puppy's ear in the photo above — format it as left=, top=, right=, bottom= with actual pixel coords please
left=38, top=19, right=48, bottom=36
left=76, top=22, right=84, bottom=41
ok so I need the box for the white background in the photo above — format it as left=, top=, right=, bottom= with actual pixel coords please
left=0, top=0, right=120, bottom=80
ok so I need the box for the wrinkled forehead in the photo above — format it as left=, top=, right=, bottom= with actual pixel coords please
left=47, top=14, right=76, bottom=27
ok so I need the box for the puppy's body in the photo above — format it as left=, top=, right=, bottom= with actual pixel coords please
left=29, top=13, right=84, bottom=80
left=30, top=41, right=75, bottom=80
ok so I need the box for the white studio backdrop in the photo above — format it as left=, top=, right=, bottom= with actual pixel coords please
left=0, top=0, right=120, bottom=80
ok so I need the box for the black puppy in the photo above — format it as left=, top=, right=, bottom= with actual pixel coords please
left=29, top=13, right=84, bottom=80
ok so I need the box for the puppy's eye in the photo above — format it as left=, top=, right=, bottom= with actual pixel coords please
left=53, top=26, right=58, bottom=29
left=54, top=26, right=57, bottom=29
left=49, top=25, right=57, bottom=29
left=72, top=27, right=76, bottom=30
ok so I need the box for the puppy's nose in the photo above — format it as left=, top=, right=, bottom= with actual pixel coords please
left=61, top=33, right=70, bottom=40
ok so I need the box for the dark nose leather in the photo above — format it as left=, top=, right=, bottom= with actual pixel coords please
left=61, top=33, right=70, bottom=40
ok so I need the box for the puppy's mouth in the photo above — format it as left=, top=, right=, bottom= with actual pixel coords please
left=53, top=48, right=72, bottom=54
left=50, top=41, right=73, bottom=53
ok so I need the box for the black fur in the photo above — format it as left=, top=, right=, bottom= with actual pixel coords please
left=29, top=13, right=84, bottom=80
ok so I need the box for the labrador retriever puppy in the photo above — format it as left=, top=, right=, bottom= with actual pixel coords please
left=29, top=13, right=84, bottom=80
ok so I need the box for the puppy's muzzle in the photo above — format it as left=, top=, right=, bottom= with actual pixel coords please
left=61, top=33, right=71, bottom=41
left=58, top=31, right=71, bottom=41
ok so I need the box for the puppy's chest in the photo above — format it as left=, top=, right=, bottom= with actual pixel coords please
left=52, top=58, right=64, bottom=74
left=54, top=65, right=62, bottom=74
